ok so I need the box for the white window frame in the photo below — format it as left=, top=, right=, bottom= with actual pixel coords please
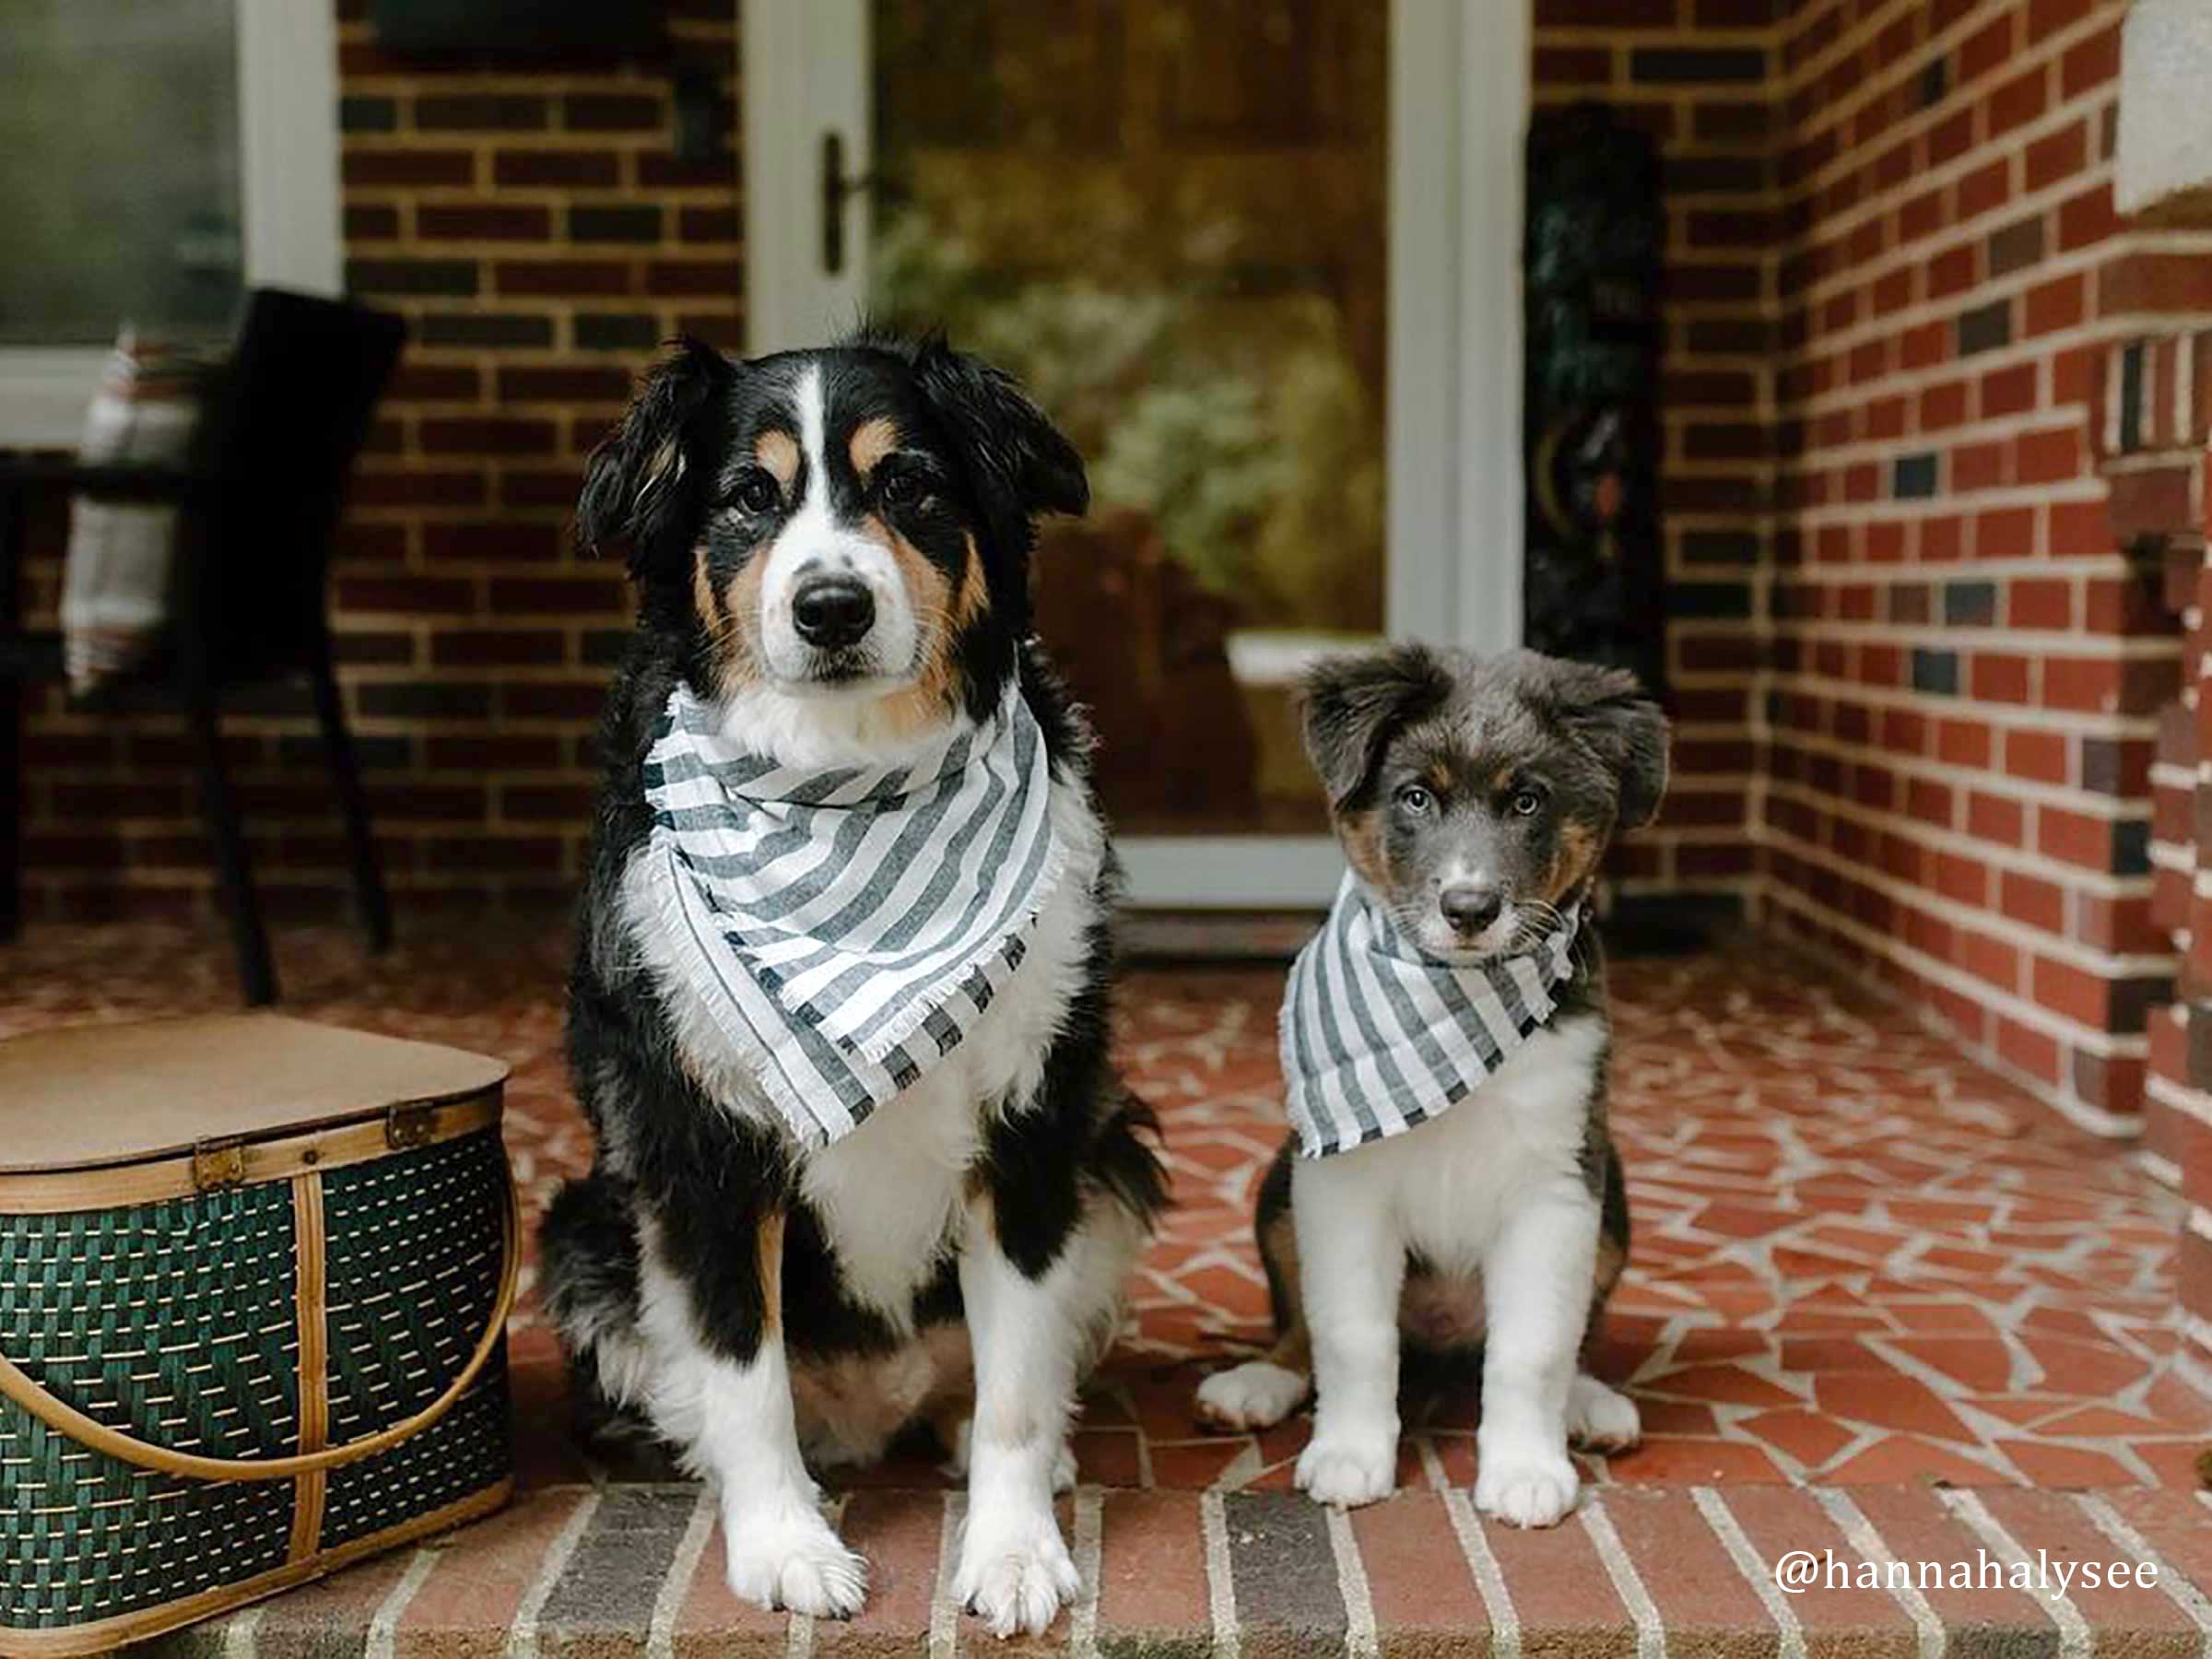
left=0, top=0, right=344, bottom=447
left=740, top=0, right=1527, bottom=908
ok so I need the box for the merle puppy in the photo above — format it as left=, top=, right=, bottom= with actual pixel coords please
left=1197, top=645, right=1665, bottom=1527
left=544, top=334, right=1163, bottom=1634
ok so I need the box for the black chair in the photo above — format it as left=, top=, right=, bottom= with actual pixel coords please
left=0, top=288, right=406, bottom=1005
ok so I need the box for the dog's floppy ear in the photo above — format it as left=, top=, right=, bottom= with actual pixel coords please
left=1298, top=644, right=1454, bottom=809
left=576, top=337, right=735, bottom=569
left=910, top=336, right=1088, bottom=524
left=1537, top=656, right=1671, bottom=830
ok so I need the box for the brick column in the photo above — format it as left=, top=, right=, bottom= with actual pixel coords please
left=2112, top=328, right=2212, bottom=1384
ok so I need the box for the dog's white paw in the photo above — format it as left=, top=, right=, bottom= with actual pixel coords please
left=1566, top=1375, right=1641, bottom=1452
left=722, top=1502, right=868, bottom=1618
left=955, top=1508, right=1080, bottom=1638
left=1196, top=1362, right=1309, bottom=1432
left=1294, top=1431, right=1396, bottom=1508
left=1474, top=1439, right=1580, bottom=1528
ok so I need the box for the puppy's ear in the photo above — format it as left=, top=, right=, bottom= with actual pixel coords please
left=576, top=338, right=735, bottom=569
left=1298, top=644, right=1454, bottom=808
left=1539, top=657, right=1671, bottom=830
left=911, top=337, right=1088, bottom=524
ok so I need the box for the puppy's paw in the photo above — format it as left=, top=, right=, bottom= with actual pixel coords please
left=1474, top=1439, right=1580, bottom=1528
left=1197, top=1361, right=1310, bottom=1432
left=722, top=1501, right=868, bottom=1618
left=1294, top=1432, right=1396, bottom=1509
left=955, top=1508, right=1081, bottom=1639
left=1566, top=1375, right=1641, bottom=1453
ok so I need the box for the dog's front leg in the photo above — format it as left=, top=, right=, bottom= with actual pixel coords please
left=1473, top=1185, right=1596, bottom=1528
left=638, top=1209, right=866, bottom=1617
left=953, top=1202, right=1084, bottom=1638
left=1290, top=1156, right=1406, bottom=1507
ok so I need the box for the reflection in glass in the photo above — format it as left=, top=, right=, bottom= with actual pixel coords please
left=869, top=0, right=1388, bottom=835
left=0, top=1, right=243, bottom=346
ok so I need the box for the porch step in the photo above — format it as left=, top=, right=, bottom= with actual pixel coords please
left=147, top=1480, right=2212, bottom=1658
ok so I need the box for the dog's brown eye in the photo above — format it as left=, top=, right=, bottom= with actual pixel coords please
left=1512, top=789, right=1543, bottom=817
left=734, top=471, right=779, bottom=513
left=1396, top=785, right=1433, bottom=815
left=879, top=468, right=926, bottom=509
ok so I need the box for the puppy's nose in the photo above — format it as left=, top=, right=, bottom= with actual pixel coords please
left=1439, top=883, right=1503, bottom=936
left=792, top=575, right=875, bottom=649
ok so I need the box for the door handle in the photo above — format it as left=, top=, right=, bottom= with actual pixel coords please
left=820, top=130, right=873, bottom=276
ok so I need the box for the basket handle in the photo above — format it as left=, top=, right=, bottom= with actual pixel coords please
left=0, top=1158, right=521, bottom=1483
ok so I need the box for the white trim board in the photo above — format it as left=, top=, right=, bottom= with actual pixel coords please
left=1388, top=0, right=1528, bottom=659
left=0, top=0, right=342, bottom=448
left=1118, top=837, right=1348, bottom=910
left=741, top=0, right=871, bottom=355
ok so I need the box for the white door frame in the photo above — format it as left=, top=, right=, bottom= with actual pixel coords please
left=740, top=0, right=1528, bottom=909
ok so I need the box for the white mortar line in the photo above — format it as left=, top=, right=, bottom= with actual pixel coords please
left=648, top=1487, right=719, bottom=1659
left=1812, top=1489, right=1946, bottom=1659
left=2077, top=1494, right=2212, bottom=1658
left=1324, top=1504, right=1380, bottom=1659
left=1583, top=1494, right=1666, bottom=1659
left=1069, top=1486, right=1106, bottom=1659
left=1199, top=1488, right=1242, bottom=1659
left=368, top=1547, right=441, bottom=1659
left=1418, top=1438, right=1520, bottom=1659
left=222, top=1604, right=267, bottom=1659
left=1939, top=1490, right=2089, bottom=1659
left=1691, top=1488, right=1806, bottom=1659
left=508, top=1490, right=601, bottom=1659
left=928, top=1491, right=965, bottom=1659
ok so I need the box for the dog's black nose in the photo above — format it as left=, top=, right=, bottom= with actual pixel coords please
left=792, top=576, right=875, bottom=649
left=1439, top=883, right=1503, bottom=935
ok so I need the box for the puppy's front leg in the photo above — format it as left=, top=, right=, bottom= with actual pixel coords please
left=1473, top=1186, right=1596, bottom=1528
left=638, top=1209, right=865, bottom=1617
left=954, top=1203, right=1084, bottom=1639
left=1290, top=1157, right=1406, bottom=1507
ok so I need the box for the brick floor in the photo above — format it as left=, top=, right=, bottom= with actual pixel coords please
left=7, top=920, right=2212, bottom=1654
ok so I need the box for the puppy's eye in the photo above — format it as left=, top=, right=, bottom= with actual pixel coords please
left=879, top=467, right=929, bottom=509
left=733, top=471, right=779, bottom=514
left=1396, top=785, right=1433, bottom=815
left=1511, top=789, right=1543, bottom=818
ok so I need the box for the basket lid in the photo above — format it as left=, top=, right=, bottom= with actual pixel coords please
left=0, top=1014, right=510, bottom=1175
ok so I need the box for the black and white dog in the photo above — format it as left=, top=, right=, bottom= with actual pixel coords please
left=1196, top=646, right=1665, bottom=1527
left=544, top=334, right=1164, bottom=1634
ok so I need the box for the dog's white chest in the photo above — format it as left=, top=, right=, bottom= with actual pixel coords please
left=620, top=774, right=1103, bottom=1322
left=1299, top=1013, right=1606, bottom=1273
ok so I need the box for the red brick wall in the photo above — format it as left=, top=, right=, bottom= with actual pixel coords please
left=2138, top=336, right=2212, bottom=1369
left=1533, top=1, right=1777, bottom=912
left=7, top=2, right=738, bottom=923
left=1757, top=0, right=2212, bottom=1133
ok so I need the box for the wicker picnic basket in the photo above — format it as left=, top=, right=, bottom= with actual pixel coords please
left=0, top=1016, right=519, bottom=1656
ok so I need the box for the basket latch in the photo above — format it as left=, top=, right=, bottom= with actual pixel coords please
left=192, top=1137, right=247, bottom=1192
left=386, top=1102, right=438, bottom=1150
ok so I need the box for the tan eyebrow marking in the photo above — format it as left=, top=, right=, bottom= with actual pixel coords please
left=848, top=417, right=899, bottom=480
left=753, top=429, right=799, bottom=486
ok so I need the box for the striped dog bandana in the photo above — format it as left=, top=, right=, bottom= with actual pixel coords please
left=1281, top=873, right=1584, bottom=1159
left=638, top=680, right=1065, bottom=1147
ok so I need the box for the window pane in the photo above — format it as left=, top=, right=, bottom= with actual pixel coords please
left=0, top=0, right=243, bottom=346
left=869, top=0, right=1389, bottom=837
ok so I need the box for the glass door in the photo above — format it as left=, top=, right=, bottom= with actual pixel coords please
left=744, top=0, right=1525, bottom=906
